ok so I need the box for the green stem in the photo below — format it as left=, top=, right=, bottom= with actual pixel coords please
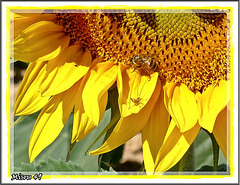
left=178, top=143, right=194, bottom=173
left=139, top=161, right=145, bottom=174
left=202, top=128, right=219, bottom=172
left=65, top=141, right=76, bottom=162
left=12, top=115, right=26, bottom=127
left=209, top=133, right=219, bottom=172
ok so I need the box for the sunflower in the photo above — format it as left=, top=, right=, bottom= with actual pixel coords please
left=13, top=9, right=230, bottom=173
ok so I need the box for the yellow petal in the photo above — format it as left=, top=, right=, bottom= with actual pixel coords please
left=142, top=82, right=170, bottom=172
left=28, top=81, right=80, bottom=162
left=14, top=61, right=50, bottom=115
left=154, top=120, right=200, bottom=172
left=71, top=58, right=108, bottom=142
left=14, top=21, right=70, bottom=63
left=116, top=64, right=128, bottom=114
left=78, top=92, right=108, bottom=142
left=14, top=13, right=57, bottom=39
left=71, top=79, right=87, bottom=143
left=13, top=11, right=46, bottom=18
left=82, top=61, right=118, bottom=126
left=89, top=80, right=161, bottom=155
left=40, top=45, right=92, bottom=96
left=213, top=106, right=229, bottom=160
left=198, top=80, right=230, bottom=133
left=163, top=82, right=198, bottom=132
left=71, top=76, right=108, bottom=143
left=118, top=68, right=158, bottom=117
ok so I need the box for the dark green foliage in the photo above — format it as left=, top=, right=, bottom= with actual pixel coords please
left=14, top=157, right=83, bottom=172
left=98, top=145, right=124, bottom=171
left=196, top=164, right=228, bottom=172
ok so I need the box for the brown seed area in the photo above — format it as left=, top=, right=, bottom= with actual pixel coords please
left=56, top=11, right=229, bottom=91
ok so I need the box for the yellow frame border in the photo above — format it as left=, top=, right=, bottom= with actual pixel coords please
left=6, top=4, right=235, bottom=181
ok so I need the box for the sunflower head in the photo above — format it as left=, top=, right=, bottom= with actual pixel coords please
left=13, top=9, right=231, bottom=173
left=55, top=10, right=229, bottom=92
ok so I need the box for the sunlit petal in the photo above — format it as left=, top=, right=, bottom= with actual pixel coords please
left=163, top=82, right=198, bottom=132
left=198, top=80, right=230, bottom=133
left=82, top=61, right=118, bottom=126
left=78, top=92, right=108, bottom=142
left=71, top=76, right=108, bottom=143
left=154, top=120, right=200, bottom=172
left=116, top=64, right=128, bottom=114
left=40, top=45, right=92, bottom=96
left=14, top=13, right=57, bottom=39
left=71, top=58, right=104, bottom=142
left=142, top=82, right=170, bottom=173
left=118, top=68, right=158, bottom=117
left=14, top=21, right=70, bottom=63
left=14, top=61, right=50, bottom=115
left=213, top=106, right=229, bottom=160
left=89, top=80, right=161, bottom=155
left=29, top=81, right=80, bottom=162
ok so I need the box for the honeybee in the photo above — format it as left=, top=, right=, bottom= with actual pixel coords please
left=130, top=55, right=159, bottom=76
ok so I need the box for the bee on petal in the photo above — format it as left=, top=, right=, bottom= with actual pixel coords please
left=130, top=54, right=159, bottom=76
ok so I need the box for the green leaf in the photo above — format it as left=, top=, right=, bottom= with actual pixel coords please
left=99, top=166, right=118, bottom=175
left=196, top=164, right=228, bottom=172
left=194, top=129, right=226, bottom=170
left=13, top=109, right=112, bottom=172
left=14, top=111, right=40, bottom=169
left=19, top=163, right=36, bottom=171
left=66, top=109, right=111, bottom=172
left=84, top=111, right=120, bottom=155
left=14, top=157, right=83, bottom=172
left=13, top=115, right=27, bottom=127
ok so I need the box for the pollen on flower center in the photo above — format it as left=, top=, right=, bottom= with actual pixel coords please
left=55, top=10, right=229, bottom=92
